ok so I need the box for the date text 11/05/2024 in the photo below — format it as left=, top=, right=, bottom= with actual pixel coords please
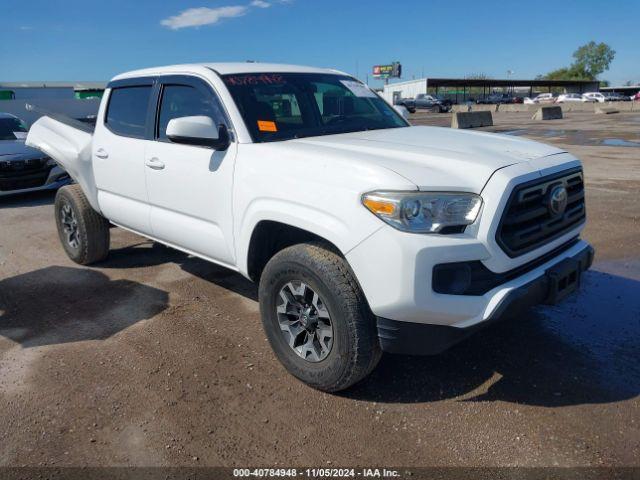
left=232, top=468, right=401, bottom=478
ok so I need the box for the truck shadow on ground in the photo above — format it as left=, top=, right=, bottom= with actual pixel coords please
left=104, top=242, right=259, bottom=301
left=0, top=266, right=168, bottom=348
left=346, top=269, right=640, bottom=407
left=99, top=241, right=185, bottom=269
left=0, top=190, right=55, bottom=209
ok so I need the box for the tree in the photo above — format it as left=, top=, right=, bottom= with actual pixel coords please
left=540, top=42, right=615, bottom=81
left=572, top=42, right=616, bottom=79
left=543, top=66, right=589, bottom=81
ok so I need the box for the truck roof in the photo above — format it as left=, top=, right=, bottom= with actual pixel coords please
left=111, top=63, right=347, bottom=82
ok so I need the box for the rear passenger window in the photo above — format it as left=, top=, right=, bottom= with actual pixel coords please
left=105, top=86, right=152, bottom=138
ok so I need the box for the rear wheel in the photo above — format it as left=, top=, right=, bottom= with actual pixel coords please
left=259, top=242, right=381, bottom=392
left=54, top=185, right=110, bottom=265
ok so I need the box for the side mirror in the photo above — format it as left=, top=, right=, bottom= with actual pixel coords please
left=166, top=116, right=230, bottom=150
left=393, top=104, right=410, bottom=120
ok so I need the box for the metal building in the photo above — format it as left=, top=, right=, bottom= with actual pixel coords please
left=381, top=77, right=600, bottom=104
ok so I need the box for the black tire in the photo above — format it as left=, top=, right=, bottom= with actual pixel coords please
left=54, top=184, right=110, bottom=265
left=259, top=242, right=381, bottom=392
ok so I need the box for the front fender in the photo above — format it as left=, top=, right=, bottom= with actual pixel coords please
left=236, top=197, right=382, bottom=278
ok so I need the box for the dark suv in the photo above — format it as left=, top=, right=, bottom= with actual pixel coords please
left=477, top=93, right=514, bottom=104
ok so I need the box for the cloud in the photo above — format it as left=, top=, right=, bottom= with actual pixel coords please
left=161, top=0, right=292, bottom=30
left=161, top=5, right=248, bottom=30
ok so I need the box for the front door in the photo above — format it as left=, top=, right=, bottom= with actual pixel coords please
left=144, top=76, right=237, bottom=266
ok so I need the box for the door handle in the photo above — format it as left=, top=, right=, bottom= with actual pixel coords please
left=145, top=157, right=165, bottom=170
left=95, top=148, right=109, bottom=159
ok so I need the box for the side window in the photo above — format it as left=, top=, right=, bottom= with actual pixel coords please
left=105, top=86, right=152, bottom=138
left=157, top=84, right=225, bottom=141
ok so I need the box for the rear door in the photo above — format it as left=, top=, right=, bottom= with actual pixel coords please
left=144, top=75, right=237, bottom=265
left=92, top=78, right=155, bottom=233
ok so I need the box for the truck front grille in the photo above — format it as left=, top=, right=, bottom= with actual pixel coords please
left=496, top=168, right=586, bottom=257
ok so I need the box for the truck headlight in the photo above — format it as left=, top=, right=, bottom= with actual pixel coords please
left=362, top=191, right=482, bottom=234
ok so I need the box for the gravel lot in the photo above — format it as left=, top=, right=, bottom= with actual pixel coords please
left=0, top=111, right=639, bottom=468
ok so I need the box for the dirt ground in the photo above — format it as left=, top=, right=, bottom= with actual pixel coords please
left=0, top=111, right=639, bottom=469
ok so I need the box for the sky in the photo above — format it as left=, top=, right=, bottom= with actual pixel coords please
left=1, top=0, right=638, bottom=87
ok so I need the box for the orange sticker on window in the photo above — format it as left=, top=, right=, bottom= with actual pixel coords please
left=257, top=120, right=277, bottom=132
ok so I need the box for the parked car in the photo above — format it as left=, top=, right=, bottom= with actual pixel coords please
left=26, top=63, right=594, bottom=392
left=393, top=97, right=416, bottom=113
left=523, top=97, right=536, bottom=104
left=557, top=93, right=592, bottom=103
left=532, top=93, right=556, bottom=104
left=583, top=92, right=606, bottom=103
left=414, top=94, right=451, bottom=112
left=603, top=92, right=631, bottom=102
left=632, top=92, right=640, bottom=101
left=0, top=113, right=70, bottom=196
left=476, top=93, right=514, bottom=104
left=431, top=94, right=454, bottom=108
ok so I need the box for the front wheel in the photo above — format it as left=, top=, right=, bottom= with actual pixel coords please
left=54, top=185, right=110, bottom=265
left=259, top=243, right=381, bottom=392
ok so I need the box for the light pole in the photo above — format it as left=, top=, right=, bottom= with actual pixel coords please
left=507, top=70, right=515, bottom=94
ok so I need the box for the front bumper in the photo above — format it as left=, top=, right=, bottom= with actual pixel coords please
left=346, top=222, right=589, bottom=328
left=376, top=243, right=593, bottom=355
left=0, top=165, right=71, bottom=197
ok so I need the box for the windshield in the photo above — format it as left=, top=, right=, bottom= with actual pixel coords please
left=222, top=73, right=408, bottom=142
left=0, top=116, right=28, bottom=141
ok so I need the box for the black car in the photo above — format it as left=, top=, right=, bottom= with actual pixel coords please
left=603, top=92, right=631, bottom=102
left=0, top=113, right=71, bottom=196
left=393, top=97, right=416, bottom=113
left=413, top=94, right=451, bottom=113
left=476, top=93, right=514, bottom=104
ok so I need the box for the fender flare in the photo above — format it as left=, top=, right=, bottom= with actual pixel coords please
left=236, top=198, right=378, bottom=278
left=26, top=116, right=101, bottom=212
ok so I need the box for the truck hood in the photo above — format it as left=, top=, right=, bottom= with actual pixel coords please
left=288, top=126, right=566, bottom=192
left=0, top=140, right=44, bottom=159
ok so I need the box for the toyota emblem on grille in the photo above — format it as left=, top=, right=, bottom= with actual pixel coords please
left=549, top=185, right=568, bottom=216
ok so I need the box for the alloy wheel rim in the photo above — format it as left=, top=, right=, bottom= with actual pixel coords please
left=276, top=280, right=333, bottom=362
left=60, top=202, right=80, bottom=249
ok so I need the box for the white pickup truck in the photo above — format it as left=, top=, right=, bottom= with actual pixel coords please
left=27, top=63, right=593, bottom=391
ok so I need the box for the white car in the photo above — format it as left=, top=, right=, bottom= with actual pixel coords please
left=532, top=93, right=556, bottom=104
left=26, top=63, right=593, bottom=391
left=557, top=93, right=593, bottom=103
left=583, top=92, right=606, bottom=103
left=523, top=97, right=536, bottom=104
